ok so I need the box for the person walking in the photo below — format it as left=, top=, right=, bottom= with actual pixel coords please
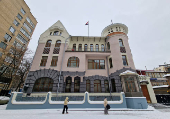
left=62, top=97, right=69, bottom=114
left=104, top=97, right=108, bottom=115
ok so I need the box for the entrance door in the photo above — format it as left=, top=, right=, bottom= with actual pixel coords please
left=141, top=85, right=151, bottom=103
left=94, top=80, right=101, bottom=93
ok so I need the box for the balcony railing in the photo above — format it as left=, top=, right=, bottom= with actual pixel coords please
left=120, top=46, right=126, bottom=53
left=66, top=48, right=111, bottom=52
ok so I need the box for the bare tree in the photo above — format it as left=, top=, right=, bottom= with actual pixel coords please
left=0, top=43, right=31, bottom=95
left=14, top=49, right=33, bottom=91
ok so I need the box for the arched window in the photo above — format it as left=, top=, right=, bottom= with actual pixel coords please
left=86, top=80, right=90, bottom=92
left=119, top=39, right=124, bottom=47
left=45, top=40, right=52, bottom=47
left=55, top=40, right=61, bottom=47
left=111, top=79, right=116, bottom=92
left=73, top=44, right=76, bottom=51
left=74, top=77, right=80, bottom=92
left=53, top=40, right=61, bottom=54
left=33, top=77, right=53, bottom=92
left=67, top=57, right=79, bottom=67
left=95, top=44, right=99, bottom=51
left=104, top=80, right=109, bottom=93
left=78, top=44, right=82, bottom=51
left=53, top=31, right=59, bottom=36
left=94, top=80, right=101, bottom=93
left=109, top=58, right=113, bottom=68
left=101, top=44, right=104, bottom=51
left=65, top=77, right=72, bottom=92
left=43, top=40, right=52, bottom=54
left=90, top=44, right=93, bottom=51
left=107, top=42, right=110, bottom=50
left=84, top=44, right=88, bottom=51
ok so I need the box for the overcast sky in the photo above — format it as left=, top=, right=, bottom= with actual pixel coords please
left=24, top=0, right=170, bottom=70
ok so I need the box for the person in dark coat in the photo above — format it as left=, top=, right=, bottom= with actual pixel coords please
left=62, top=97, right=69, bottom=114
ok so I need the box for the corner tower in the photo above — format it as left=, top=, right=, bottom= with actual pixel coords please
left=102, top=23, right=135, bottom=73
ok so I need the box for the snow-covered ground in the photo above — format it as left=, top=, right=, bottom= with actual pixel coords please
left=0, top=105, right=170, bottom=119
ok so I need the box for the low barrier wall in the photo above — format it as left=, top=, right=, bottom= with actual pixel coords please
left=6, top=92, right=148, bottom=110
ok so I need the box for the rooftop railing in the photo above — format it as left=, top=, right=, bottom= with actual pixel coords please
left=66, top=48, right=111, bottom=52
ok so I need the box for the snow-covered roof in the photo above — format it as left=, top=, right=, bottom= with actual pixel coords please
left=163, top=74, right=170, bottom=77
left=119, top=70, right=138, bottom=76
left=152, top=85, right=169, bottom=89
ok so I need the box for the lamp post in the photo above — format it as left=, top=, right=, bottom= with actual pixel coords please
left=57, top=35, right=71, bottom=96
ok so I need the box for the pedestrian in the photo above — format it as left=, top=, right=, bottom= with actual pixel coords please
left=104, top=97, right=108, bottom=115
left=62, top=97, right=69, bottom=114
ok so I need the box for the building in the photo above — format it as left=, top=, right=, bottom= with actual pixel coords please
left=5, top=20, right=149, bottom=110
left=154, top=64, right=170, bottom=72
left=137, top=69, right=170, bottom=105
left=138, top=75, right=157, bottom=103
left=24, top=20, right=144, bottom=97
left=0, top=0, right=37, bottom=93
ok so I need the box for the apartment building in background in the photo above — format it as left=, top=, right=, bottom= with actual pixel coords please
left=0, top=0, right=37, bottom=93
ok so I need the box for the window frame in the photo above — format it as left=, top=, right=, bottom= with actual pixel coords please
left=9, top=26, right=15, bottom=33
left=109, top=58, right=113, bottom=68
left=78, top=44, right=82, bottom=51
left=40, top=56, right=48, bottom=66
left=53, top=31, right=59, bottom=36
left=13, top=19, right=20, bottom=26
left=51, top=56, right=58, bottom=66
left=122, top=55, right=128, bottom=66
left=67, top=57, right=79, bottom=67
left=17, top=13, right=23, bottom=21
left=20, top=8, right=26, bottom=15
left=88, top=59, right=105, bottom=69
left=4, top=33, right=12, bottom=42
left=119, top=39, right=124, bottom=47
left=90, top=44, right=93, bottom=51
left=95, top=44, right=99, bottom=51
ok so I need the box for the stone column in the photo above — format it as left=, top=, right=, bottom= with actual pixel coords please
left=80, top=77, right=86, bottom=93
left=101, top=80, right=105, bottom=93
left=90, top=80, right=94, bottom=92
left=71, top=77, right=74, bottom=93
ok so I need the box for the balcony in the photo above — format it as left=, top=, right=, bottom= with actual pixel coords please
left=65, top=48, right=111, bottom=53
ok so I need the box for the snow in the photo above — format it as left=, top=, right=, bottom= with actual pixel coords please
left=120, top=70, right=138, bottom=76
left=0, top=96, right=10, bottom=101
left=152, top=85, right=169, bottom=89
left=163, top=74, right=170, bottom=77
left=0, top=105, right=170, bottom=119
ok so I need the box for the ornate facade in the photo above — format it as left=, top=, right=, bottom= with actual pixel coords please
left=24, top=21, right=143, bottom=97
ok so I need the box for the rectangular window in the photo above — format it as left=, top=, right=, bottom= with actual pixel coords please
left=17, top=13, right=23, bottom=21
left=20, top=28, right=30, bottom=39
left=88, top=59, right=105, bottom=69
left=122, top=55, right=128, bottom=66
left=23, top=22, right=32, bottom=33
left=16, top=34, right=28, bottom=44
left=40, top=56, right=48, bottom=66
left=21, top=8, right=26, bottom=15
left=13, top=19, right=20, bottom=26
left=51, top=56, right=58, bottom=66
left=26, top=17, right=35, bottom=28
left=4, top=33, right=12, bottom=42
left=9, top=26, right=15, bottom=33
left=0, top=42, right=7, bottom=49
